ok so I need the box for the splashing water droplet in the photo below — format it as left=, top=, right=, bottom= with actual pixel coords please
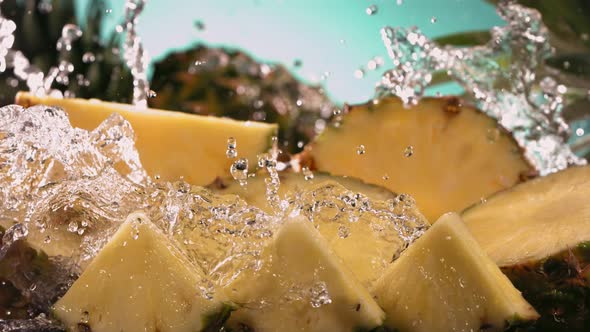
left=356, top=144, right=366, bottom=155
left=82, top=52, right=96, bottom=63
left=366, top=5, right=378, bottom=16
left=310, top=281, right=332, bottom=308
left=404, top=146, right=414, bottom=157
left=121, top=0, right=151, bottom=108
left=354, top=69, right=365, bottom=79
left=576, top=128, right=585, bottom=137
left=226, top=137, right=238, bottom=159
left=231, top=158, right=249, bottom=186
left=302, top=167, right=314, bottom=181
left=430, top=16, right=437, bottom=24
left=337, top=225, right=350, bottom=239
left=194, top=20, right=206, bottom=31
left=377, top=2, right=585, bottom=175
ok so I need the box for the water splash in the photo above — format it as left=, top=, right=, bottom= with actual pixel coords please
left=378, top=1, right=585, bottom=175
left=121, top=0, right=151, bottom=108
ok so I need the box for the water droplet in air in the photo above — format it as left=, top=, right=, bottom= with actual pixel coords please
left=404, top=146, right=414, bottom=157
left=297, top=141, right=304, bottom=149
left=194, top=20, right=206, bottom=31
left=576, top=128, right=585, bottom=137
left=302, top=167, right=314, bottom=181
left=354, top=69, right=365, bottom=79
left=366, top=5, right=378, bottom=15
left=44, top=235, right=51, bottom=244
left=147, top=90, right=157, bottom=98
left=356, top=144, right=366, bottom=155
left=293, top=59, right=303, bottom=68
left=226, top=137, right=238, bottom=158
left=430, top=16, right=437, bottom=24
left=382, top=174, right=389, bottom=180
left=396, top=0, right=403, bottom=5
left=231, top=158, right=249, bottom=186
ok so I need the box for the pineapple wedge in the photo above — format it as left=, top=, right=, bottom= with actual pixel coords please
left=226, top=217, right=385, bottom=331
left=462, top=165, right=590, bottom=331
left=15, top=92, right=277, bottom=185
left=372, top=213, right=538, bottom=332
left=210, top=173, right=428, bottom=289
left=304, top=97, right=534, bottom=221
left=53, top=212, right=229, bottom=332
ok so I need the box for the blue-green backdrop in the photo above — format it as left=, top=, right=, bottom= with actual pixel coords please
left=76, top=0, right=502, bottom=104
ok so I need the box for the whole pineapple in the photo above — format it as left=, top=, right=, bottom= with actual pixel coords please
left=149, top=45, right=337, bottom=154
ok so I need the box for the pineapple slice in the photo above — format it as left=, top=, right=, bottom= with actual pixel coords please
left=372, top=213, right=538, bottom=332
left=304, top=96, right=534, bottom=221
left=53, top=212, right=229, bottom=332
left=209, top=173, right=428, bottom=288
left=226, top=217, right=385, bottom=331
left=462, top=165, right=590, bottom=331
left=15, top=92, right=277, bottom=185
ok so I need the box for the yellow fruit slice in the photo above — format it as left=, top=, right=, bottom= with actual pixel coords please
left=462, top=165, right=590, bottom=267
left=304, top=97, right=534, bottom=222
left=53, top=212, right=229, bottom=332
left=16, top=92, right=277, bottom=185
left=209, top=172, right=428, bottom=288
left=372, top=213, right=538, bottom=332
left=226, top=217, right=385, bottom=331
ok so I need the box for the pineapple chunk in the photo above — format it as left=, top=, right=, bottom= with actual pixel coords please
left=372, top=213, right=538, bottom=332
left=16, top=92, right=277, bottom=185
left=210, top=173, right=428, bottom=288
left=226, top=217, right=385, bottom=331
left=462, top=165, right=590, bottom=330
left=304, top=97, right=533, bottom=221
left=53, top=212, right=228, bottom=332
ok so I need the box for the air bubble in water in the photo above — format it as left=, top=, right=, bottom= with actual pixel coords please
left=231, top=158, right=249, bottom=186
left=357, top=144, right=366, bottom=155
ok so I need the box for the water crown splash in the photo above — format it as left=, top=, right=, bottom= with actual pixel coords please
left=378, top=1, right=586, bottom=175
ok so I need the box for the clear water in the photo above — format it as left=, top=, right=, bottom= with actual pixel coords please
left=378, top=1, right=586, bottom=175
left=0, top=104, right=427, bottom=325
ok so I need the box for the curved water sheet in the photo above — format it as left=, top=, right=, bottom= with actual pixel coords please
left=378, top=1, right=586, bottom=175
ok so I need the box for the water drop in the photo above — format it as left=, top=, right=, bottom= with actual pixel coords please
left=147, top=89, right=157, bottom=98
left=194, top=20, right=206, bottom=31
left=576, top=128, right=585, bottom=137
left=337, top=225, right=350, bottom=239
left=297, top=141, right=304, bottom=149
left=226, top=137, right=238, bottom=158
left=430, top=16, right=437, bottom=24
left=231, top=158, right=249, bottom=186
left=44, top=235, right=51, bottom=244
left=354, top=69, right=365, bottom=79
left=356, top=144, right=366, bottom=155
left=67, top=221, right=78, bottom=233
left=366, top=5, right=378, bottom=16
left=293, top=59, right=302, bottom=68
left=302, top=167, right=314, bottom=181
left=382, top=174, right=389, bottom=180
left=404, top=146, right=414, bottom=157
left=310, top=281, right=332, bottom=308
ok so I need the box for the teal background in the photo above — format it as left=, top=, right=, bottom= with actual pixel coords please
left=76, top=0, right=502, bottom=104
